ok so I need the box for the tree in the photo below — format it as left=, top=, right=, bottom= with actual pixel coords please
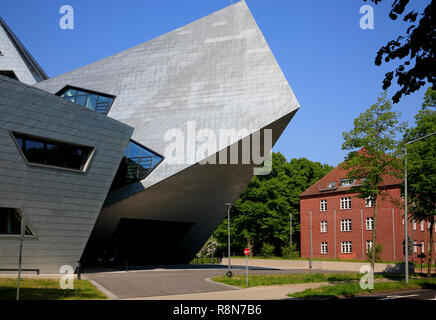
left=213, top=153, right=333, bottom=257
left=342, top=92, right=406, bottom=272
left=403, top=87, right=436, bottom=279
left=364, top=0, right=435, bottom=103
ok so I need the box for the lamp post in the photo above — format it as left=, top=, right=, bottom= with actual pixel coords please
left=225, top=202, right=232, bottom=277
left=290, top=212, right=293, bottom=260
left=404, top=131, right=436, bottom=284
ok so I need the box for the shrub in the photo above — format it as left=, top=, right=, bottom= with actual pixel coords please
left=260, top=243, right=275, bottom=258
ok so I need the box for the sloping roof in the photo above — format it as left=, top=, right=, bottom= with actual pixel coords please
left=299, top=163, right=403, bottom=198
left=0, top=16, right=48, bottom=83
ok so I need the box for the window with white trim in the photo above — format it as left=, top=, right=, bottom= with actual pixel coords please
left=366, top=240, right=373, bottom=253
left=320, top=200, right=327, bottom=212
left=366, top=217, right=374, bottom=230
left=341, top=241, right=352, bottom=254
left=339, top=179, right=355, bottom=187
left=421, top=221, right=424, bottom=231
left=413, top=221, right=416, bottom=230
left=320, top=221, right=327, bottom=233
left=365, top=197, right=374, bottom=208
left=321, top=242, right=328, bottom=255
left=414, top=241, right=417, bottom=253
left=340, top=197, right=351, bottom=210
left=421, top=241, right=425, bottom=253
left=341, top=219, right=352, bottom=232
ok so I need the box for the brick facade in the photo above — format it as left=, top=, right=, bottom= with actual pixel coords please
left=299, top=167, right=434, bottom=262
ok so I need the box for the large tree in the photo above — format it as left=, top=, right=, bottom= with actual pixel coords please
left=213, top=153, right=332, bottom=257
left=342, top=92, right=406, bottom=272
left=364, top=0, right=435, bottom=103
left=403, top=87, right=436, bottom=279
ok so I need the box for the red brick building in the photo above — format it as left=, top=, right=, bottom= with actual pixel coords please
left=299, top=165, right=434, bottom=262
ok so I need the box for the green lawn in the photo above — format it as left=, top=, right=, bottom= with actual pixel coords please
left=288, top=277, right=436, bottom=299
left=211, top=273, right=399, bottom=288
left=0, top=278, right=107, bottom=300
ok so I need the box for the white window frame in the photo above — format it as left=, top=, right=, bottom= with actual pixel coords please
left=340, top=219, right=352, bottom=232
left=340, top=197, right=351, bottom=210
left=421, top=241, right=425, bottom=253
left=366, top=217, right=374, bottom=231
left=365, top=197, right=373, bottom=208
left=320, top=221, right=328, bottom=233
left=320, top=200, right=327, bottom=212
left=366, top=240, right=373, bottom=253
left=341, top=241, right=352, bottom=254
left=321, top=242, right=328, bottom=255
left=414, top=241, right=417, bottom=253
left=413, top=221, right=416, bottom=230
left=421, top=221, right=424, bottom=232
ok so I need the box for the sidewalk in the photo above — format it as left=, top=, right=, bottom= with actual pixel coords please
left=128, top=282, right=331, bottom=300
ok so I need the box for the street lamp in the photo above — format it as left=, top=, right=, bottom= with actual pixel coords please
left=225, top=202, right=232, bottom=277
left=404, top=131, right=436, bottom=284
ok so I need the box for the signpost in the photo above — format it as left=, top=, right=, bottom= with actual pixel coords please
left=244, top=248, right=250, bottom=287
left=17, top=214, right=26, bottom=301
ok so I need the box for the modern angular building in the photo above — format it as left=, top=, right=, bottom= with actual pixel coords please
left=0, top=1, right=300, bottom=273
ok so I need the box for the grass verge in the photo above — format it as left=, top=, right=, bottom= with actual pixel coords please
left=211, top=273, right=399, bottom=288
left=288, top=277, right=436, bottom=299
left=0, top=278, right=107, bottom=300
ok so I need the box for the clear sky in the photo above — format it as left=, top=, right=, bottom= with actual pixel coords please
left=0, top=0, right=431, bottom=166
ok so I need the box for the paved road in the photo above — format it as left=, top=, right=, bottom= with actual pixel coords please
left=349, top=289, right=436, bottom=300
left=83, top=265, right=345, bottom=299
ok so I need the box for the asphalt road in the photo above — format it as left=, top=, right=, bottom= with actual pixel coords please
left=84, top=265, right=345, bottom=299
left=349, top=289, right=436, bottom=300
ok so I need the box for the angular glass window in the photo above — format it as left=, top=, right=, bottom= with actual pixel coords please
left=0, top=208, right=32, bottom=235
left=56, top=86, right=115, bottom=115
left=12, top=132, right=93, bottom=171
left=110, top=140, right=164, bottom=191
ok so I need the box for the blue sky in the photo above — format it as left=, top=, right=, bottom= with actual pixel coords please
left=0, top=0, right=431, bottom=166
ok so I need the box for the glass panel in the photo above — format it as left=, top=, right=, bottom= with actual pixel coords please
left=75, top=95, right=87, bottom=107
left=86, top=94, right=97, bottom=111
left=15, top=137, right=23, bottom=149
left=46, top=143, right=65, bottom=167
left=65, top=96, right=75, bottom=103
left=127, top=142, right=142, bottom=158
left=64, top=89, right=76, bottom=97
left=24, top=139, right=45, bottom=163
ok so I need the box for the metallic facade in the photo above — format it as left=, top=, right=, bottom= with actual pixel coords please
left=1, top=1, right=299, bottom=271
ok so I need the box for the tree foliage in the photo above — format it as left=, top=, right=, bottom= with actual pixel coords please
left=213, top=153, right=333, bottom=257
left=403, top=87, right=436, bottom=278
left=341, top=92, right=406, bottom=270
left=364, top=0, right=435, bottom=103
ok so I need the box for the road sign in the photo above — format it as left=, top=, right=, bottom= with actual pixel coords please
left=244, top=249, right=250, bottom=287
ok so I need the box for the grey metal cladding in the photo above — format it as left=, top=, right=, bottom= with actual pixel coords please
left=0, top=17, right=47, bottom=84
left=34, top=1, right=300, bottom=198
left=0, top=75, right=133, bottom=273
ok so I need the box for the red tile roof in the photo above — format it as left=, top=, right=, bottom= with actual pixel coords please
left=299, top=164, right=403, bottom=198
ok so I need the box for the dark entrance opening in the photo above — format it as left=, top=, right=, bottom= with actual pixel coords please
left=81, top=218, right=194, bottom=267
